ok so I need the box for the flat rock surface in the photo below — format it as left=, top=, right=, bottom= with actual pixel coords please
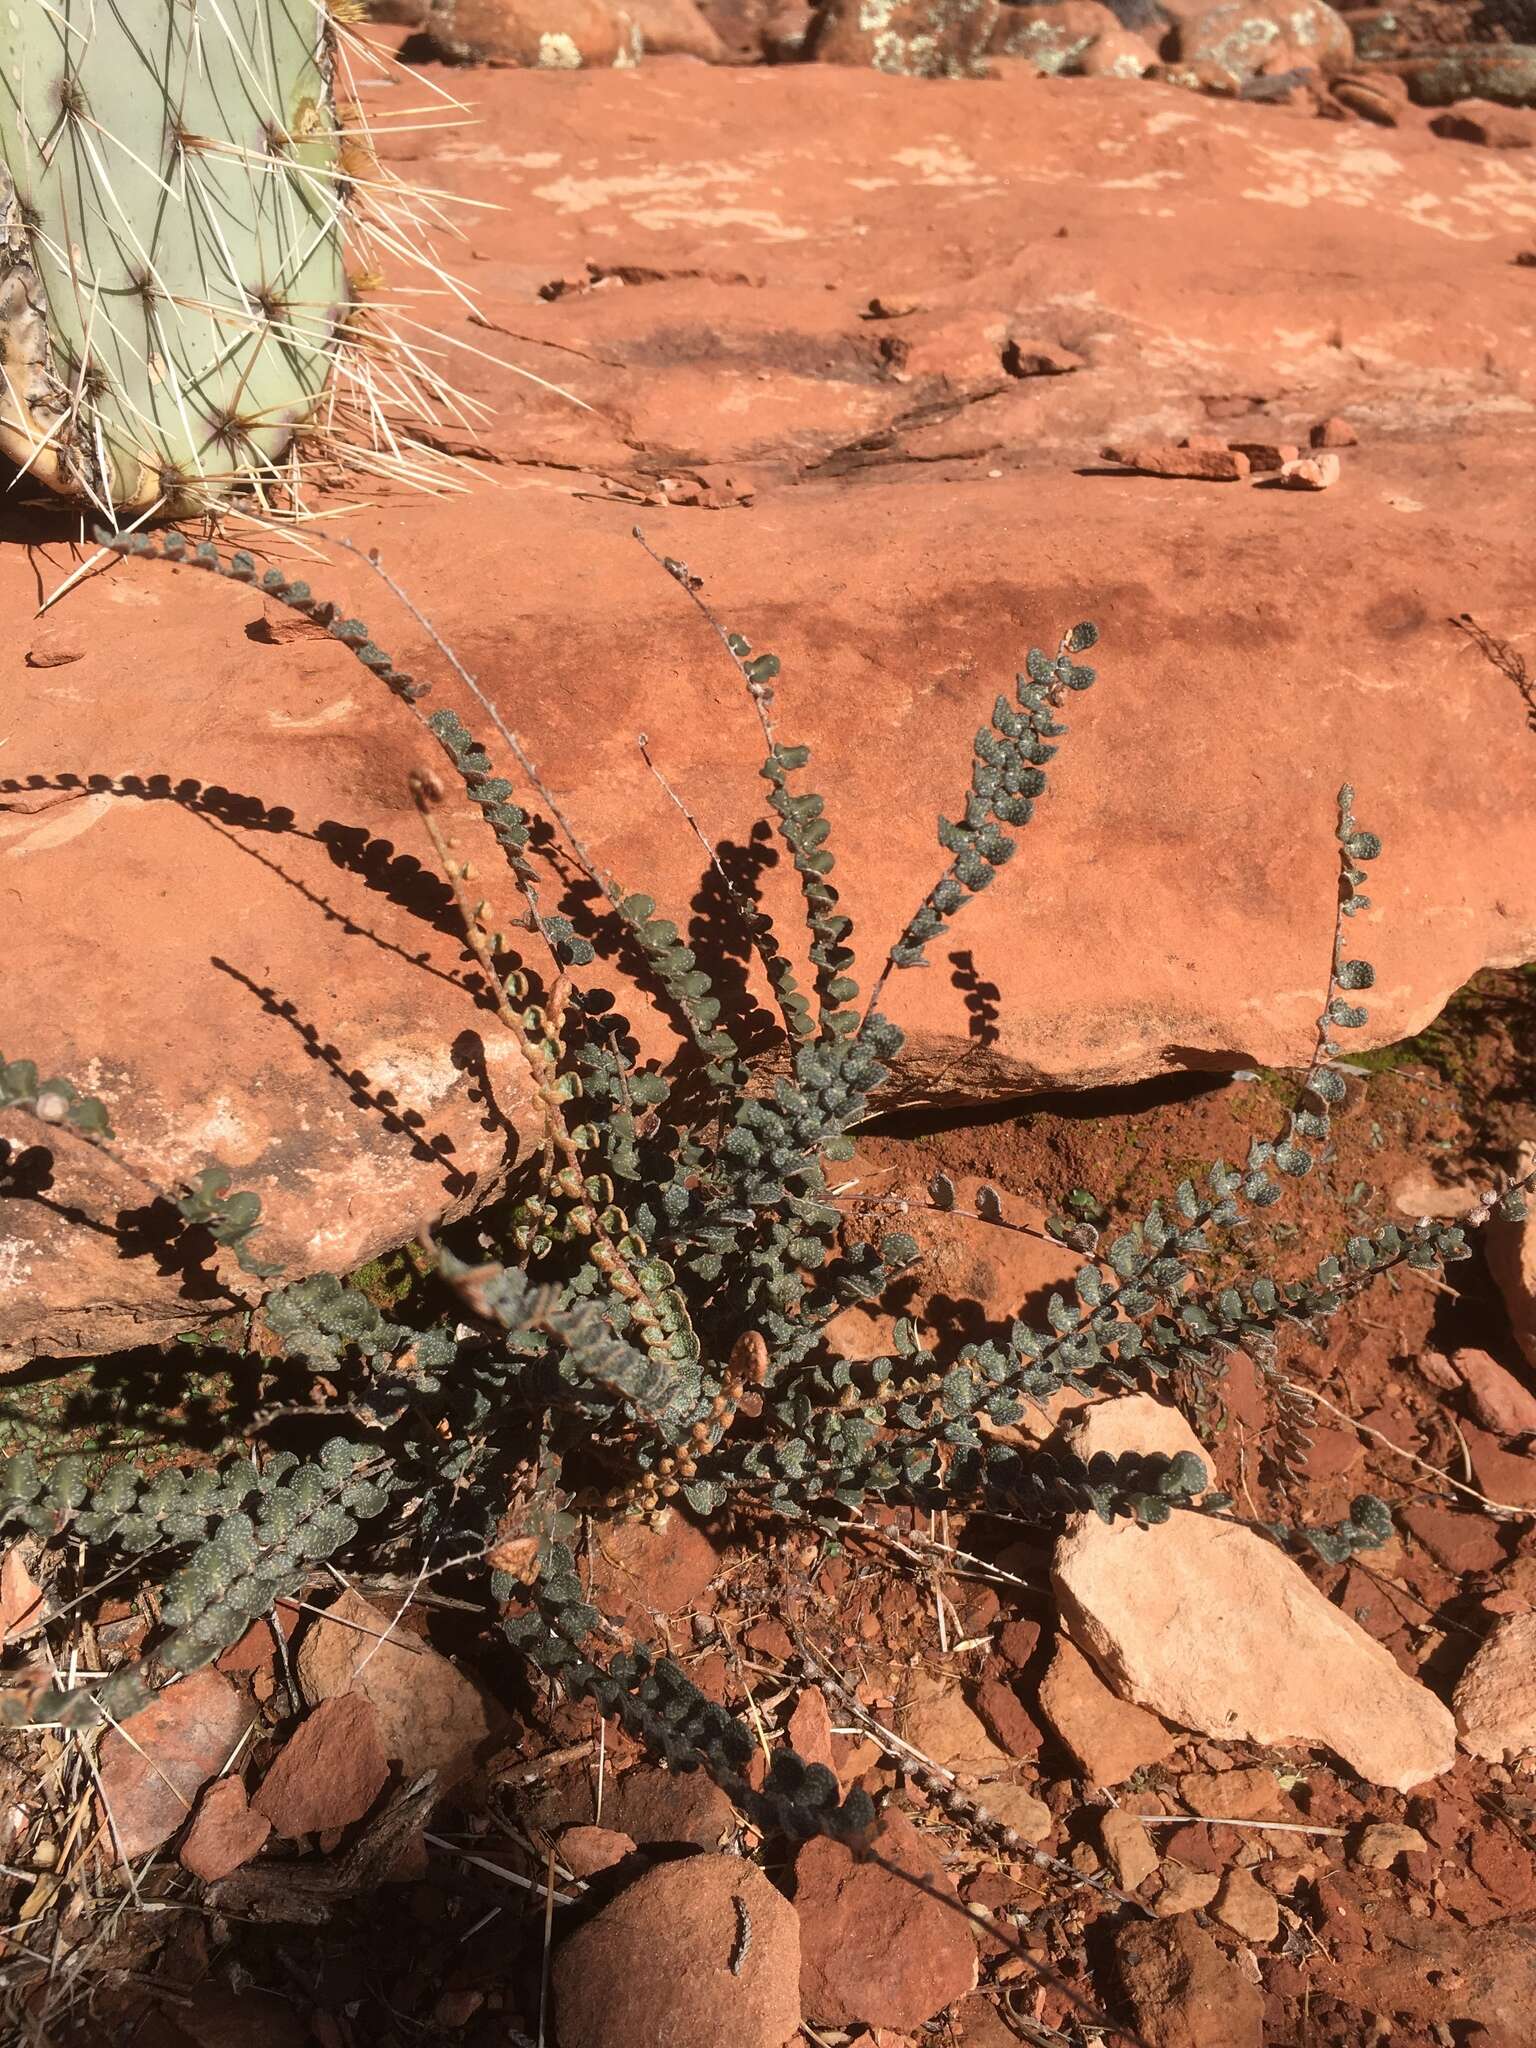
left=250, top=1692, right=390, bottom=1840
left=796, top=1807, right=979, bottom=2028
left=6, top=58, right=1535, bottom=1358
left=1312, top=1897, right=1536, bottom=2032
left=1110, top=1915, right=1266, bottom=2048
left=178, top=1776, right=272, bottom=1884
left=1038, top=1629, right=1181, bottom=1785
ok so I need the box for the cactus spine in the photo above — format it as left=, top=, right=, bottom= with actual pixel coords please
left=0, top=1, right=451, bottom=519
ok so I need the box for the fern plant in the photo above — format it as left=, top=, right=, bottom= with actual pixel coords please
left=0, top=1054, right=278, bottom=1279
left=2, top=528, right=1530, bottom=1848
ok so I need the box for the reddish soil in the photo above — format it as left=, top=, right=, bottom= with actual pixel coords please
left=6, top=968, right=1531, bottom=2048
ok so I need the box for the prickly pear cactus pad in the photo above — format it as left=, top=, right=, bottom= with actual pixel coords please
left=0, top=2, right=416, bottom=518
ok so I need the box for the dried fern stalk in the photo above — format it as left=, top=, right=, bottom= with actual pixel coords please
left=0, top=0, right=469, bottom=520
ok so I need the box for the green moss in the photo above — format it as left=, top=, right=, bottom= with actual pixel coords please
left=349, top=1244, right=431, bottom=1313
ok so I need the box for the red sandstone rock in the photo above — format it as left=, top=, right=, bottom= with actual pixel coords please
left=1350, top=1819, right=1428, bottom=1868
left=179, top=1777, right=272, bottom=1883
left=1417, top=1347, right=1464, bottom=1390
left=1100, top=1808, right=1160, bottom=1889
left=0, top=1549, right=45, bottom=1645
left=1455, top=1612, right=1536, bottom=1763
left=1149, top=1861, right=1221, bottom=1917
left=694, top=0, right=775, bottom=55
left=797, top=1809, right=978, bottom=2029
left=973, top=1674, right=1043, bottom=1759
left=1454, top=1347, right=1536, bottom=1438
left=1038, top=1635, right=1177, bottom=1785
left=1211, top=1865, right=1280, bottom=1943
left=412, top=0, right=638, bottom=66
left=1003, top=337, right=1087, bottom=377
left=295, top=1587, right=501, bottom=1789
left=995, top=1617, right=1043, bottom=1671
left=557, top=1857, right=798, bottom=2048
left=592, top=1509, right=720, bottom=1629
left=1175, top=0, right=1352, bottom=83
left=1081, top=26, right=1157, bottom=74
left=1463, top=1424, right=1536, bottom=1511
left=607, top=1764, right=738, bottom=1848
left=1054, top=1395, right=1456, bottom=1790
left=1312, top=1902, right=1536, bottom=2032
left=1147, top=55, right=1243, bottom=92
left=745, top=1618, right=795, bottom=1661
left=761, top=0, right=814, bottom=58
left=215, top=1602, right=300, bottom=1674
left=811, top=0, right=997, bottom=75
left=7, top=60, right=1536, bottom=1361
left=977, top=1780, right=1052, bottom=1843
left=1111, top=1916, right=1265, bottom=2048
left=23, top=627, right=85, bottom=670
left=1401, top=1499, right=1506, bottom=1575
left=1227, top=439, right=1299, bottom=471
left=990, top=0, right=1121, bottom=67
left=902, top=1674, right=1012, bottom=1779
left=623, top=0, right=728, bottom=56
left=1177, top=1764, right=1285, bottom=1818
left=1388, top=47, right=1536, bottom=109
left=1159, top=1821, right=1228, bottom=1875
left=559, top=1823, right=639, bottom=1876
left=825, top=1177, right=1080, bottom=1374
left=1275, top=451, right=1341, bottom=488
left=1105, top=441, right=1250, bottom=480
left=1431, top=101, right=1536, bottom=150
left=1304, top=1425, right=1363, bottom=1480
left=97, top=1671, right=254, bottom=1861
left=1311, top=414, right=1360, bottom=446
left=251, top=1694, right=390, bottom=1839
left=787, top=1686, right=837, bottom=1771
left=948, top=1999, right=1020, bottom=2048
left=1329, top=70, right=1408, bottom=122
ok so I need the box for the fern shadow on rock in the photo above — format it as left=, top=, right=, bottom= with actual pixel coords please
left=111, top=1196, right=251, bottom=1303
left=948, top=948, right=1002, bottom=1049
left=212, top=957, right=474, bottom=1203
left=684, top=822, right=787, bottom=1064
left=0, top=771, right=477, bottom=980
left=0, top=1135, right=251, bottom=1310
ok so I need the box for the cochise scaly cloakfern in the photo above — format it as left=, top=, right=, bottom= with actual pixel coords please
left=2, top=526, right=1528, bottom=1849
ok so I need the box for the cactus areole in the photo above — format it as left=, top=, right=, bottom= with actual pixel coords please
left=0, top=2, right=355, bottom=517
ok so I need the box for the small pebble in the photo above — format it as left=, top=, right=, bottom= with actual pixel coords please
left=1310, top=417, right=1358, bottom=448
left=1229, top=440, right=1300, bottom=473
left=1106, top=442, right=1249, bottom=482
left=1350, top=1821, right=1428, bottom=1870
left=1276, top=452, right=1340, bottom=490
